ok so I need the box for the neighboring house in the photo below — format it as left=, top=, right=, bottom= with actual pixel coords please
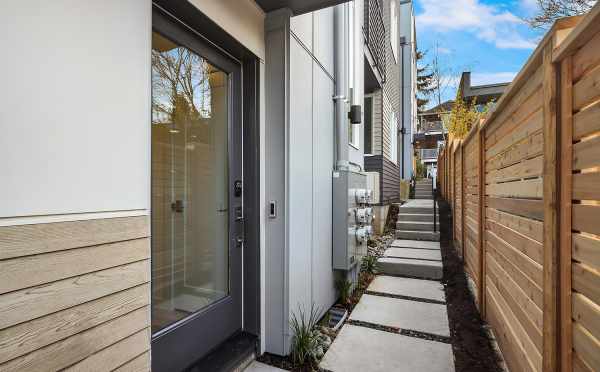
left=363, top=0, right=415, bottom=233
left=458, top=71, right=509, bottom=109
left=414, top=100, right=453, bottom=180
left=0, top=1, right=372, bottom=372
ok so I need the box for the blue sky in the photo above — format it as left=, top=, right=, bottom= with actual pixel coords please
left=414, top=0, right=544, bottom=107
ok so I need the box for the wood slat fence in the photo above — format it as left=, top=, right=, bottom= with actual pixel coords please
left=437, top=5, right=600, bottom=372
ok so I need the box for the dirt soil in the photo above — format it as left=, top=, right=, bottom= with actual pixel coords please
left=438, top=199, right=504, bottom=372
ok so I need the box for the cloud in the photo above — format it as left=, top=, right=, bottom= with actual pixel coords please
left=416, top=0, right=537, bottom=49
left=471, top=71, right=517, bottom=85
left=437, top=47, right=452, bottom=54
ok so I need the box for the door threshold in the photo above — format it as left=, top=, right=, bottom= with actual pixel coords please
left=185, top=332, right=258, bottom=372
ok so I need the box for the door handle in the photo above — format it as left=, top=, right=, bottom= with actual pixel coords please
left=171, top=200, right=184, bottom=213
left=235, top=206, right=244, bottom=222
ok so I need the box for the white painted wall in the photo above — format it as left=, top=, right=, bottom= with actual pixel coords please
left=400, top=0, right=416, bottom=179
left=348, top=0, right=365, bottom=170
left=288, top=4, right=337, bottom=324
left=188, top=0, right=266, bottom=60
left=0, top=0, right=151, bottom=221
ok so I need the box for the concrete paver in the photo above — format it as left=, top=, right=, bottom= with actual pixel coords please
left=384, top=247, right=442, bottom=261
left=390, top=239, right=440, bottom=250
left=367, top=275, right=445, bottom=302
left=319, top=324, right=454, bottom=372
left=243, top=361, right=286, bottom=372
left=349, top=294, right=450, bottom=337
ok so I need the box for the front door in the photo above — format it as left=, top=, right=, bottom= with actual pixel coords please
left=150, top=12, right=243, bottom=372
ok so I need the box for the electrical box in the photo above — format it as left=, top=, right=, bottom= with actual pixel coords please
left=332, top=170, right=373, bottom=270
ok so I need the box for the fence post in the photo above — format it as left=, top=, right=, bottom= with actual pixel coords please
left=558, top=55, right=573, bottom=372
left=542, top=42, right=560, bottom=372
left=478, top=126, right=486, bottom=316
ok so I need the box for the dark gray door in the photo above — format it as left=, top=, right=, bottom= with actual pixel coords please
left=151, top=10, right=243, bottom=372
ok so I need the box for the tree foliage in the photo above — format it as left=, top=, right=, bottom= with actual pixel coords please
left=416, top=49, right=436, bottom=113
left=443, top=94, right=491, bottom=139
left=526, top=0, right=596, bottom=28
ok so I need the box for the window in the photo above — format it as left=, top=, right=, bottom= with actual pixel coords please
left=364, top=97, right=373, bottom=154
left=390, top=1, right=398, bottom=62
left=390, top=112, right=398, bottom=164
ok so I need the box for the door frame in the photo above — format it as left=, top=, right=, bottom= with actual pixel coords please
left=150, top=4, right=261, bottom=371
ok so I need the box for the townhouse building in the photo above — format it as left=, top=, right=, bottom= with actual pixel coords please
left=0, top=0, right=411, bottom=370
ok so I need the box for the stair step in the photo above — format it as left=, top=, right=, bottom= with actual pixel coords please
left=396, top=221, right=435, bottom=231
left=395, top=230, right=440, bottom=241
left=377, top=257, right=443, bottom=279
left=398, top=206, right=435, bottom=214
left=415, top=195, right=434, bottom=199
left=397, top=213, right=438, bottom=222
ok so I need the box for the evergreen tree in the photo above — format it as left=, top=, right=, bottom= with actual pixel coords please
left=416, top=49, right=436, bottom=113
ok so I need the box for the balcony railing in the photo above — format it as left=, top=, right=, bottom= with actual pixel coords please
left=420, top=148, right=438, bottom=160
left=364, top=0, right=386, bottom=82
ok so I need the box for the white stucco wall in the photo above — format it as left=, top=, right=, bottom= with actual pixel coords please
left=0, top=0, right=151, bottom=223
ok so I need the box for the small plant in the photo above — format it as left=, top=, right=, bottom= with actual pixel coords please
left=290, top=304, right=320, bottom=367
left=335, top=278, right=353, bottom=306
left=361, top=254, right=378, bottom=275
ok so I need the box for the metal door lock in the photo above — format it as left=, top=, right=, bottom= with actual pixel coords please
left=171, top=200, right=184, bottom=213
left=234, top=180, right=242, bottom=197
left=235, top=206, right=244, bottom=222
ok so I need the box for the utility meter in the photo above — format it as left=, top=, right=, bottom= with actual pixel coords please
left=355, top=208, right=374, bottom=224
left=355, top=189, right=372, bottom=204
left=355, top=226, right=368, bottom=244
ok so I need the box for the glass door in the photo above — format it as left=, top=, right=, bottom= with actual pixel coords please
left=151, top=13, right=243, bottom=372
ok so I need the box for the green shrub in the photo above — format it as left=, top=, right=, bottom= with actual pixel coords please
left=361, top=255, right=378, bottom=275
left=335, top=278, right=353, bottom=306
left=290, top=304, right=320, bottom=366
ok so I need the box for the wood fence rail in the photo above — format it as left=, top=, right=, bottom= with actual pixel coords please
left=437, top=4, right=600, bottom=372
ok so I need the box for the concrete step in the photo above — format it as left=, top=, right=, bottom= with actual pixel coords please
left=414, top=193, right=433, bottom=198
left=390, top=239, right=441, bottom=250
left=377, top=257, right=443, bottom=279
left=397, top=213, right=438, bottom=222
left=395, top=229, right=440, bottom=241
left=415, top=195, right=434, bottom=199
left=396, top=221, right=435, bottom=231
left=397, top=206, right=435, bottom=214
left=385, top=247, right=442, bottom=261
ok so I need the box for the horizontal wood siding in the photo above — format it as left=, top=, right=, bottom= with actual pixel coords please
left=364, top=155, right=400, bottom=205
left=437, top=13, right=597, bottom=371
left=556, top=8, right=600, bottom=370
left=454, top=143, right=463, bottom=257
left=0, top=216, right=151, bottom=371
left=484, top=56, right=546, bottom=372
left=463, top=130, right=482, bottom=308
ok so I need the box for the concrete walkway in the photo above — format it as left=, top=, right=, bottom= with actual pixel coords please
left=320, top=267, right=454, bottom=372
left=321, top=183, right=454, bottom=372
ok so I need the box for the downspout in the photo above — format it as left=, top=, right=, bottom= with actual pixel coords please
left=400, top=39, right=405, bottom=179
left=334, top=5, right=349, bottom=171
